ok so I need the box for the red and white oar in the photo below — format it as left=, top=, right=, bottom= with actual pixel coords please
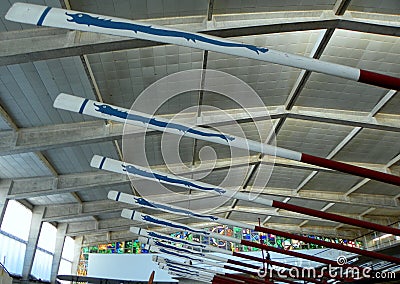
left=112, top=191, right=400, bottom=263
left=155, top=256, right=274, bottom=284
left=126, top=209, right=400, bottom=265
left=142, top=229, right=349, bottom=282
left=145, top=239, right=321, bottom=284
left=6, top=3, right=400, bottom=90
left=54, top=93, right=400, bottom=187
left=95, top=156, right=400, bottom=236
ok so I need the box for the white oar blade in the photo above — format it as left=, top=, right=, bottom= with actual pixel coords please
left=5, top=3, right=44, bottom=25
left=53, top=93, right=86, bottom=113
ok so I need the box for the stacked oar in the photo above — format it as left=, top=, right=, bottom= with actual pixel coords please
left=49, top=94, right=400, bottom=236
left=45, top=92, right=400, bottom=280
left=110, top=191, right=400, bottom=282
left=43, top=93, right=400, bottom=281
left=6, top=3, right=400, bottom=282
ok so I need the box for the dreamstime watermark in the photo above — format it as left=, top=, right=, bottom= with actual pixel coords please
left=257, top=255, right=396, bottom=281
left=122, top=69, right=276, bottom=212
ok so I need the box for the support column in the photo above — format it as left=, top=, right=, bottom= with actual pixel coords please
left=0, top=180, right=12, bottom=226
left=22, top=206, right=45, bottom=281
left=50, top=223, right=68, bottom=283
left=71, top=236, right=83, bottom=275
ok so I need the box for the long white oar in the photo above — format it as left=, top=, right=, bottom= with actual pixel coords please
left=111, top=191, right=400, bottom=263
left=142, top=237, right=262, bottom=271
left=156, top=256, right=269, bottom=284
left=127, top=210, right=372, bottom=267
left=54, top=93, right=400, bottom=187
left=134, top=226, right=347, bottom=267
left=157, top=263, right=219, bottom=283
left=145, top=236, right=337, bottom=283
left=95, top=156, right=400, bottom=236
left=131, top=227, right=229, bottom=255
left=148, top=244, right=260, bottom=276
left=6, top=3, right=400, bottom=90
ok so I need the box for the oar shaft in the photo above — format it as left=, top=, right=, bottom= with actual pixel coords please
left=6, top=3, right=400, bottom=90
left=123, top=201, right=400, bottom=263
left=272, top=200, right=400, bottom=236
left=129, top=209, right=366, bottom=268
left=112, top=191, right=389, bottom=264
left=102, top=158, right=399, bottom=235
left=301, top=153, right=400, bottom=187
left=255, top=226, right=400, bottom=264
left=57, top=93, right=400, bottom=186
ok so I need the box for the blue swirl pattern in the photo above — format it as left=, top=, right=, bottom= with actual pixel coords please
left=65, top=12, right=268, bottom=54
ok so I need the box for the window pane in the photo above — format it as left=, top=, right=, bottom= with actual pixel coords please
left=61, top=237, right=75, bottom=262
left=37, top=222, right=57, bottom=253
left=31, top=250, right=53, bottom=281
left=0, top=233, right=26, bottom=276
left=1, top=200, right=32, bottom=241
left=58, top=259, right=72, bottom=275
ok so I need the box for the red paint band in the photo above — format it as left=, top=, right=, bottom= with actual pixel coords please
left=213, top=275, right=242, bottom=284
left=254, top=226, right=400, bottom=264
left=273, top=200, right=400, bottom=236
left=225, top=273, right=272, bottom=284
left=301, top=153, right=400, bottom=186
left=359, top=69, right=400, bottom=90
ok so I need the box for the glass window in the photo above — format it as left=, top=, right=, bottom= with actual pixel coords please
left=58, top=259, right=72, bottom=275
left=0, top=233, right=26, bottom=275
left=62, top=236, right=75, bottom=262
left=31, top=250, right=52, bottom=281
left=37, top=222, right=57, bottom=253
left=0, top=200, right=33, bottom=275
left=1, top=200, right=32, bottom=241
left=31, top=222, right=57, bottom=281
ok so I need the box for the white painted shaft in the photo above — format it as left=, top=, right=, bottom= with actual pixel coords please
left=6, top=3, right=360, bottom=81
left=55, top=93, right=300, bottom=160
left=94, top=156, right=274, bottom=207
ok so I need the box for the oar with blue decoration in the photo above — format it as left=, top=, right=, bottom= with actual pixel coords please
left=145, top=236, right=340, bottom=283
left=93, top=156, right=400, bottom=236
left=140, top=233, right=343, bottom=283
left=158, top=264, right=232, bottom=284
left=54, top=93, right=400, bottom=187
left=157, top=262, right=214, bottom=283
left=126, top=210, right=368, bottom=267
left=110, top=191, right=400, bottom=263
left=146, top=242, right=321, bottom=284
left=6, top=3, right=400, bottom=90
left=148, top=244, right=262, bottom=277
left=155, top=256, right=272, bottom=284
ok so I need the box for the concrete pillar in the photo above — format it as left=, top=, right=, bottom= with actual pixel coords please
left=50, top=223, right=68, bottom=283
left=71, top=236, right=83, bottom=275
left=0, top=180, right=12, bottom=227
left=22, top=206, right=45, bottom=280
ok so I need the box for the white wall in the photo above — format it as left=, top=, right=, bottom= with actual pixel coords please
left=87, top=253, right=178, bottom=282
